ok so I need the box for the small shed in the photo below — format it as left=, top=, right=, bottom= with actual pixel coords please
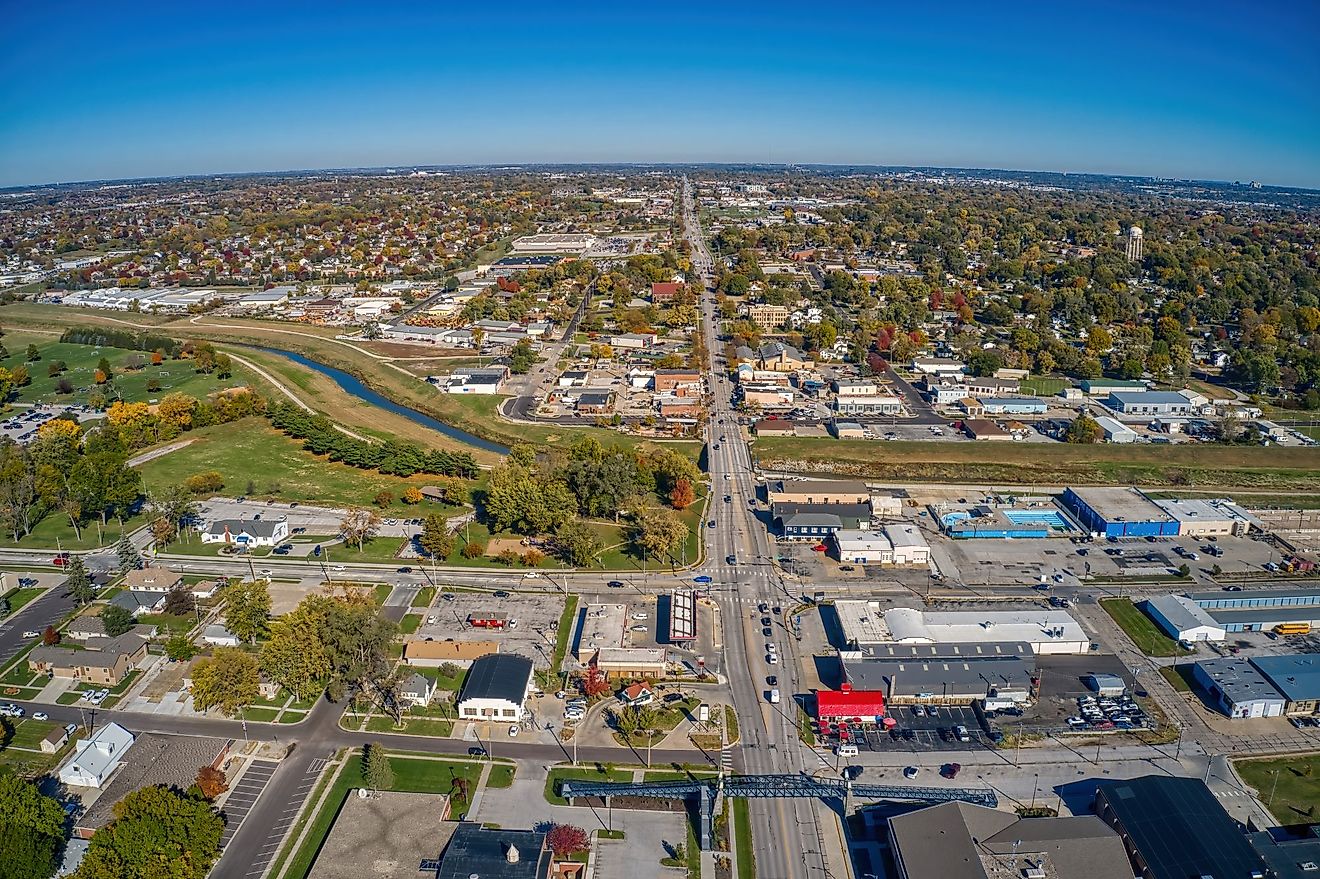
left=1085, top=673, right=1127, bottom=696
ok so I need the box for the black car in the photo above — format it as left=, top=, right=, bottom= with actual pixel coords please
left=468, top=746, right=488, bottom=757
left=902, top=728, right=915, bottom=741
left=397, top=566, right=413, bottom=574
left=760, top=616, right=771, bottom=626
left=762, top=627, right=773, bottom=636
left=493, top=590, right=510, bottom=598
left=708, top=520, right=716, bottom=528
left=607, top=580, right=625, bottom=588
left=724, top=495, right=732, bottom=503
left=766, top=675, right=777, bottom=686
left=726, top=555, right=736, bottom=565
left=771, top=606, right=781, bottom=615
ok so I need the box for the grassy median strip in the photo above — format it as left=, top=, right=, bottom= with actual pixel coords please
left=733, top=798, right=755, bottom=879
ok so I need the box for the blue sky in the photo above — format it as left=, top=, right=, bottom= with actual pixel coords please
left=2, top=1, right=1318, bottom=187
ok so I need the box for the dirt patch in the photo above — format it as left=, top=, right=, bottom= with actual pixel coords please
left=485, top=537, right=530, bottom=557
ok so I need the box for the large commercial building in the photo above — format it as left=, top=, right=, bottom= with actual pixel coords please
left=1191, top=658, right=1286, bottom=718
left=768, top=478, right=870, bottom=507
left=455, top=654, right=534, bottom=722
left=1060, top=487, right=1179, bottom=538
left=841, top=641, right=1035, bottom=706
left=1249, top=655, right=1320, bottom=716
left=833, top=601, right=1089, bottom=655
left=773, top=502, right=872, bottom=540
left=1093, top=775, right=1268, bottom=879
left=1186, top=586, right=1320, bottom=633
left=1150, top=497, right=1249, bottom=536
left=888, top=802, right=1130, bottom=879
left=1143, top=594, right=1227, bottom=643
left=574, top=603, right=667, bottom=679
left=832, top=526, right=930, bottom=565
left=1107, top=390, right=1198, bottom=417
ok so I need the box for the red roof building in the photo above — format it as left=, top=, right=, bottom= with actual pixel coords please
left=815, top=683, right=886, bottom=721
left=651, top=282, right=683, bottom=302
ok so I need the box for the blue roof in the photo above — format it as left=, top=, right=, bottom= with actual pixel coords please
left=1250, top=655, right=1320, bottom=702
left=1109, top=391, right=1192, bottom=404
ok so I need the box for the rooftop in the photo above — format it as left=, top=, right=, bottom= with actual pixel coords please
left=1195, top=657, right=1282, bottom=704
left=457, top=653, right=533, bottom=705
left=1250, top=654, right=1320, bottom=702
left=1065, top=487, right=1174, bottom=524
left=436, top=823, right=548, bottom=879
left=308, top=791, right=456, bottom=879
left=1144, top=594, right=1223, bottom=633
left=1094, top=775, right=1267, bottom=879
left=78, top=732, right=229, bottom=831
left=882, top=607, right=1087, bottom=648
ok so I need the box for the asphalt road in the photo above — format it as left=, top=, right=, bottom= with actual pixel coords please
left=0, top=581, right=77, bottom=669
left=682, top=178, right=839, bottom=879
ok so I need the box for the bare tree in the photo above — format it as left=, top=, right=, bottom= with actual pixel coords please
left=339, top=507, right=381, bottom=552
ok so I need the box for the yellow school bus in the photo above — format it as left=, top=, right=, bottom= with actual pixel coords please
left=1273, top=622, right=1312, bottom=636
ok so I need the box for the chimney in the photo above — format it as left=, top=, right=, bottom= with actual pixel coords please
left=504, top=843, right=519, bottom=864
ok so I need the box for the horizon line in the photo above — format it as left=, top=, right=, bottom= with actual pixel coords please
left=3, top=160, right=1316, bottom=196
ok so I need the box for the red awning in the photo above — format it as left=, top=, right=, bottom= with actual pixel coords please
left=816, top=688, right=886, bottom=720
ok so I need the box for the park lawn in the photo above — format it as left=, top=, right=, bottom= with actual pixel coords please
left=0, top=337, right=256, bottom=408
left=411, top=586, right=436, bottom=608
left=0, top=509, right=140, bottom=551
left=327, top=536, right=410, bottom=566
left=544, top=766, right=633, bottom=806
left=1099, top=599, right=1194, bottom=657
left=614, top=698, right=700, bottom=747
left=1236, top=755, right=1320, bottom=826
left=752, top=435, right=1320, bottom=489
left=135, top=418, right=472, bottom=513
left=6, top=719, right=58, bottom=751
left=240, top=707, right=281, bottom=722
left=399, top=614, right=421, bottom=634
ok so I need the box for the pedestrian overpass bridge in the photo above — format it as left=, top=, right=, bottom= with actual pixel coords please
left=560, top=773, right=998, bottom=850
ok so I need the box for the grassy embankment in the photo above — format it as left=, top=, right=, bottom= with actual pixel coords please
left=754, top=435, right=1320, bottom=490
left=1235, top=754, right=1320, bottom=826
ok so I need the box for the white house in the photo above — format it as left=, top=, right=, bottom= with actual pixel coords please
left=455, top=654, right=534, bottom=721
left=201, top=517, right=290, bottom=547
left=399, top=672, right=437, bottom=708
left=58, top=722, right=135, bottom=788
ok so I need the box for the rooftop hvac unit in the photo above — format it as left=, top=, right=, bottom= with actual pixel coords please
left=1023, top=870, right=1046, bottom=879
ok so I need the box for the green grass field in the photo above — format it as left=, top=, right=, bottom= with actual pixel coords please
left=754, top=435, right=1320, bottom=489
left=1100, top=598, right=1193, bottom=657
left=733, top=798, right=755, bottom=879
left=137, top=418, right=470, bottom=512
left=1236, top=755, right=1320, bottom=826
left=1018, top=376, right=1071, bottom=396
left=0, top=335, right=253, bottom=407
left=544, top=765, right=633, bottom=806
left=6, top=719, right=58, bottom=750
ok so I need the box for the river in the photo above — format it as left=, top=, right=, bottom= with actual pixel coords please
left=257, top=347, right=510, bottom=456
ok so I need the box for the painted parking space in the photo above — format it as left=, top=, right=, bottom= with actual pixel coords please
left=220, top=760, right=278, bottom=848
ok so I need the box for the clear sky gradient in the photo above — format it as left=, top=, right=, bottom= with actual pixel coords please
left=2, top=1, right=1318, bottom=188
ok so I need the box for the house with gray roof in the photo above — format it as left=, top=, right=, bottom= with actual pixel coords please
left=201, top=516, right=289, bottom=547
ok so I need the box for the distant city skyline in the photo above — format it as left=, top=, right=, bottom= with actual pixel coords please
left=2, top=1, right=1317, bottom=188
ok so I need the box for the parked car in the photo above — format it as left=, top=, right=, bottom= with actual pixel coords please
left=903, top=766, right=919, bottom=779
left=493, top=590, right=510, bottom=598
left=468, top=746, right=488, bottom=757
left=32, top=711, right=48, bottom=721
left=940, top=763, right=962, bottom=779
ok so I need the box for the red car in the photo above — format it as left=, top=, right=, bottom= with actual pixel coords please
left=940, top=762, right=962, bottom=779
left=51, top=554, right=70, bottom=567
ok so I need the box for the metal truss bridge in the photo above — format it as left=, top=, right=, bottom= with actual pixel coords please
left=559, top=773, right=998, bottom=850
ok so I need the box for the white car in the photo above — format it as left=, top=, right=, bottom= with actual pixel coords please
left=766, top=653, right=778, bottom=665
left=630, top=612, right=648, bottom=621
left=22, top=630, right=39, bottom=639
left=33, top=711, right=48, bottom=721
left=259, top=569, right=272, bottom=577
left=332, top=565, right=346, bottom=572
left=508, top=725, right=520, bottom=737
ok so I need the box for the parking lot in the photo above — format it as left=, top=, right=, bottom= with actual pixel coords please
left=197, top=498, right=420, bottom=540
left=219, top=760, right=277, bottom=848
left=818, top=704, right=988, bottom=753
left=413, top=590, right=565, bottom=668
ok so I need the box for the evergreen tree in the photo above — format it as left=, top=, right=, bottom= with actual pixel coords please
left=363, top=743, right=394, bottom=792
left=116, top=534, right=142, bottom=572
left=64, top=555, right=96, bottom=605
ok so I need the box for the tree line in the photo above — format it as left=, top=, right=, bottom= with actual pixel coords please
left=267, top=403, right=479, bottom=478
